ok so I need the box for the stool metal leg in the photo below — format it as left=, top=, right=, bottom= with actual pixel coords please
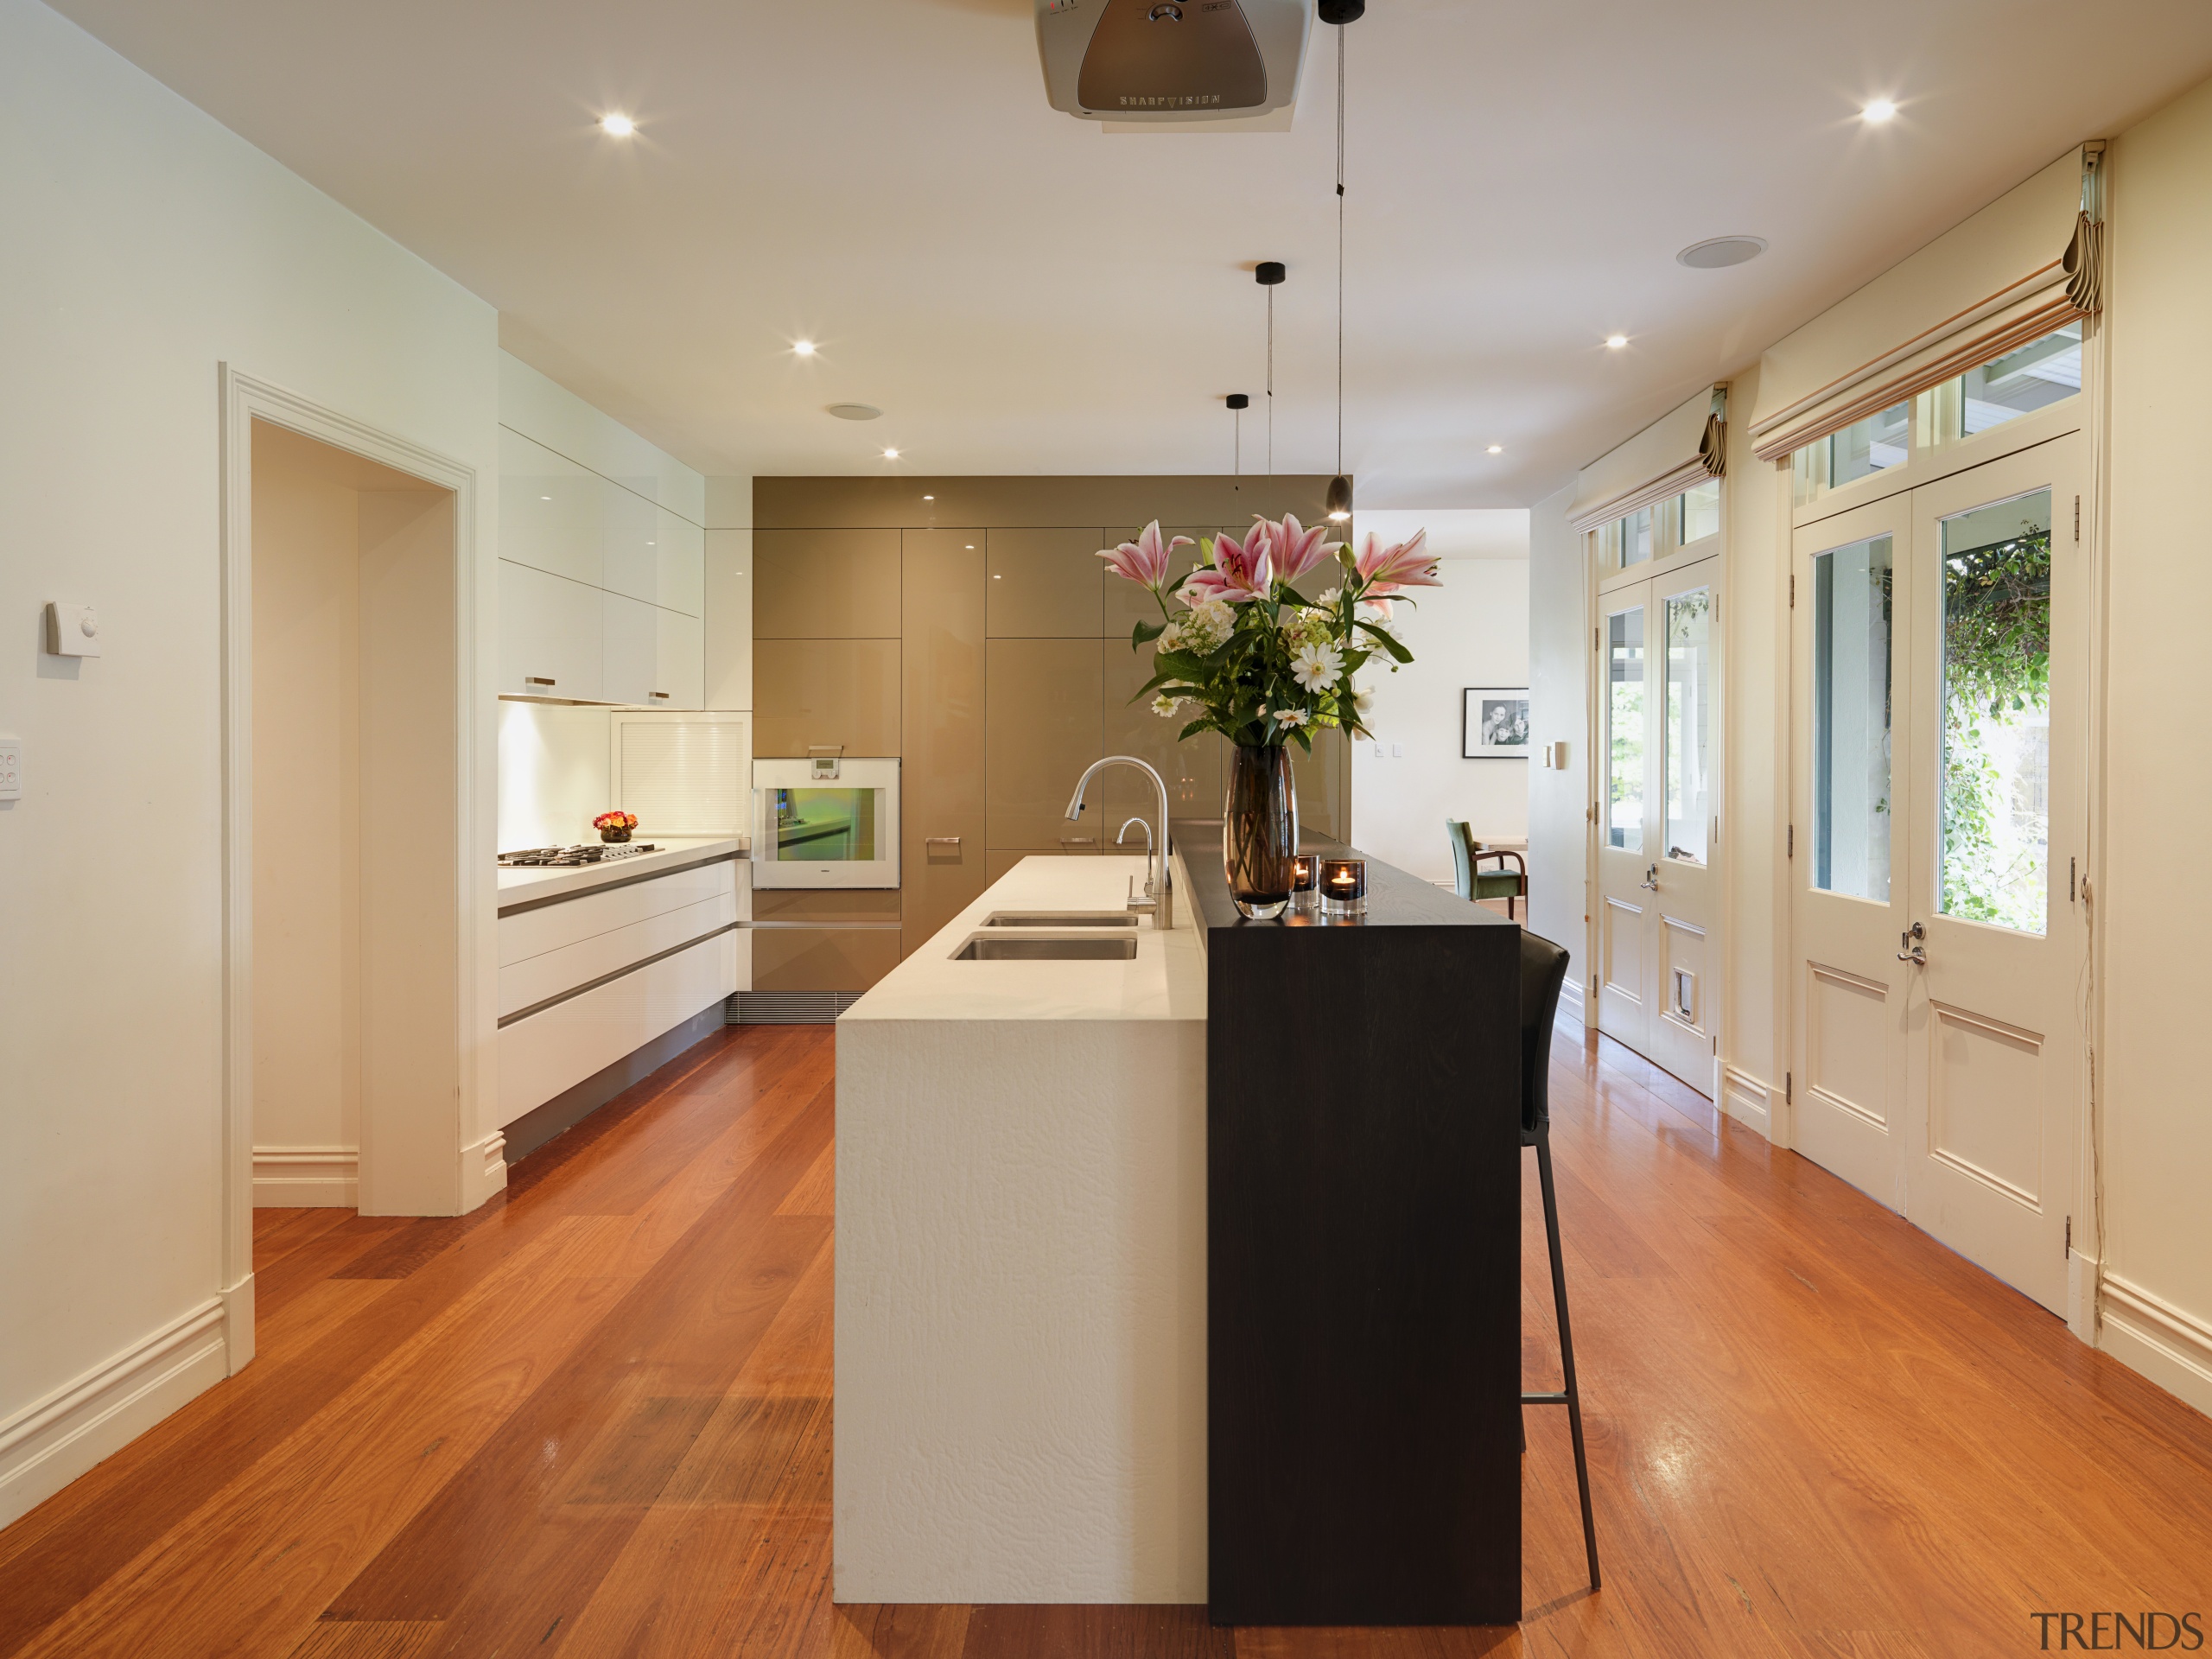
left=1536, top=1123, right=1599, bottom=1590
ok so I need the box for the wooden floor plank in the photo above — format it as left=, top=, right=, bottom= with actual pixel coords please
left=6, top=1022, right=2212, bottom=1659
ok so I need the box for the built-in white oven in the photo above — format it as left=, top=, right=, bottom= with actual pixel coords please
left=751, top=756, right=900, bottom=888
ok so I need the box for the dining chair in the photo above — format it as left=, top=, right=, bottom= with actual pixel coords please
left=1517, top=928, right=1599, bottom=1591
left=1446, top=819, right=1527, bottom=919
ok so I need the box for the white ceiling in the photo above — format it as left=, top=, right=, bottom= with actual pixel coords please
left=49, top=0, right=2212, bottom=506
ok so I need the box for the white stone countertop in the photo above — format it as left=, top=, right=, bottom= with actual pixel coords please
left=495, top=836, right=745, bottom=908
left=842, top=853, right=1205, bottom=1024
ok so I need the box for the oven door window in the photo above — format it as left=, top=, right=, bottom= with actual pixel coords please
left=770, top=787, right=879, bottom=862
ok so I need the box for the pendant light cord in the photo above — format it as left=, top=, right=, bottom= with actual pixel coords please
left=1266, top=285, right=1274, bottom=476
left=1335, top=24, right=1345, bottom=480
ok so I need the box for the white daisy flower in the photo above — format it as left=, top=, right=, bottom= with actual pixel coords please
left=1151, top=693, right=1186, bottom=720
left=1289, top=642, right=1343, bottom=692
left=1273, top=709, right=1311, bottom=728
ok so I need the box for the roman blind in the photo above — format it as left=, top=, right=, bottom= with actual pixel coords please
left=1567, top=385, right=1727, bottom=535
left=1749, top=146, right=2104, bottom=464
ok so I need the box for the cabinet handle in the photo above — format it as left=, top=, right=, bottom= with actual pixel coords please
left=1058, top=836, right=1096, bottom=849
left=650, top=691, right=671, bottom=700
left=925, top=836, right=962, bottom=849
left=524, top=676, right=556, bottom=687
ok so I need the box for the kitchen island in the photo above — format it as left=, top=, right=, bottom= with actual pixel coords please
left=835, top=852, right=1208, bottom=1603
left=835, top=834, right=1524, bottom=1624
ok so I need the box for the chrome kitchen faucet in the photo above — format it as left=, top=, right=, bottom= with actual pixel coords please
left=1064, top=756, right=1173, bottom=930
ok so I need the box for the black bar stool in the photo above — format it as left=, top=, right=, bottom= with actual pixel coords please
left=1517, top=930, right=1599, bottom=1591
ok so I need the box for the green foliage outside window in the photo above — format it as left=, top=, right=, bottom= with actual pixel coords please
left=1941, top=526, right=2050, bottom=930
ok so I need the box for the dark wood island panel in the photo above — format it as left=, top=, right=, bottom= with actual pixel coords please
left=1176, top=823, right=1524, bottom=1627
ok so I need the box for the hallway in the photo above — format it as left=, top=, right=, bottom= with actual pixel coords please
left=1, top=1024, right=2205, bottom=1658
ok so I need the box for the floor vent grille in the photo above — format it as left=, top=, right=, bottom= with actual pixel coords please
left=729, top=991, right=861, bottom=1026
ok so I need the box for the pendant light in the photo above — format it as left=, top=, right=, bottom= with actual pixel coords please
left=1255, top=261, right=1285, bottom=475
left=1323, top=3, right=1357, bottom=521
left=1227, top=392, right=1249, bottom=486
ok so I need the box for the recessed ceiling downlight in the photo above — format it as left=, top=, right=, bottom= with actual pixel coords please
left=1677, top=236, right=1769, bottom=270
left=827, top=404, right=882, bottom=421
left=600, top=113, right=636, bottom=137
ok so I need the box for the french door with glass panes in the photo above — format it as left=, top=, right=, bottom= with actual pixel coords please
left=1596, top=555, right=1719, bottom=1093
left=1790, top=435, right=2085, bottom=1313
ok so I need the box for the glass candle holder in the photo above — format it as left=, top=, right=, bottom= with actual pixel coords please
left=1320, top=857, right=1368, bottom=918
left=1289, top=854, right=1321, bottom=913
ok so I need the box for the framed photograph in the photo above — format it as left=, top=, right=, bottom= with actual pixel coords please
left=1463, top=688, right=1530, bottom=758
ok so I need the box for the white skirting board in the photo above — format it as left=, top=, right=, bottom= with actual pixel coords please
left=1558, top=976, right=1585, bottom=1025
left=251, top=1146, right=359, bottom=1207
left=497, top=930, right=739, bottom=1128
left=0, top=1294, right=236, bottom=1529
left=1720, top=1066, right=1777, bottom=1138
left=2099, top=1271, right=2212, bottom=1421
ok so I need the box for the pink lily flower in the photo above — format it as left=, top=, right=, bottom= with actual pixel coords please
left=1354, top=528, right=1442, bottom=589
left=1184, top=524, right=1274, bottom=604
left=1097, top=520, right=1193, bottom=594
left=1262, top=512, right=1342, bottom=586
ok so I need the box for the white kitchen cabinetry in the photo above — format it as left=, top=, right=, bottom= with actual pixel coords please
left=601, top=590, right=659, bottom=708
left=655, top=609, right=704, bottom=709
left=500, top=559, right=601, bottom=701
left=499, top=429, right=602, bottom=587
left=499, top=421, right=703, bottom=707
left=656, top=509, right=705, bottom=616
left=496, top=855, right=745, bottom=1128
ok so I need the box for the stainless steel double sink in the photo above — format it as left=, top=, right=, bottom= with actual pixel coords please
left=952, top=911, right=1141, bottom=960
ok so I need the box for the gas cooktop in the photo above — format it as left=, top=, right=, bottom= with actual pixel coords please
left=497, top=843, right=660, bottom=868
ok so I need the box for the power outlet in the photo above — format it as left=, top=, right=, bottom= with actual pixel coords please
left=0, top=736, right=20, bottom=800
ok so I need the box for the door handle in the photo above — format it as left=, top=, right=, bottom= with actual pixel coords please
left=1897, top=921, right=1927, bottom=965
left=1639, top=863, right=1659, bottom=891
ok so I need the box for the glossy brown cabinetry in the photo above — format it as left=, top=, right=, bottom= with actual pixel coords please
left=985, top=638, right=1103, bottom=853
left=753, top=477, right=1348, bottom=989
left=901, top=531, right=988, bottom=960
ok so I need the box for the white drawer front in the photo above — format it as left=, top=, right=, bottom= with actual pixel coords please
left=499, top=890, right=737, bottom=1018
left=496, top=931, right=738, bottom=1128
left=499, top=858, right=738, bottom=967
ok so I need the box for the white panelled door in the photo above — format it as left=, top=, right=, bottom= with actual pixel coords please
left=1791, top=434, right=2087, bottom=1313
left=1595, top=554, right=1720, bottom=1094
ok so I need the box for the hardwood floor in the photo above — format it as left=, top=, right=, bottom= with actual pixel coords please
left=3, top=1022, right=2208, bottom=1657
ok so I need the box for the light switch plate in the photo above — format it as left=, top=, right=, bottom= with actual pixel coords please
left=0, top=736, right=20, bottom=800
left=45, top=602, right=101, bottom=658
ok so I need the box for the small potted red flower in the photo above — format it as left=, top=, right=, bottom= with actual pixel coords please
left=594, top=810, right=639, bottom=844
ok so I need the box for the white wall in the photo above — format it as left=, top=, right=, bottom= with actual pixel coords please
left=1524, top=486, right=1588, bottom=1005
left=0, top=0, right=498, bottom=1525
left=2094, top=73, right=2212, bottom=1416
left=1348, top=510, right=1529, bottom=884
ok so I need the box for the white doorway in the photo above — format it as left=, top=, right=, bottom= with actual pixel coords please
left=1594, top=554, right=1720, bottom=1095
left=1789, top=423, right=2088, bottom=1315
left=219, top=369, right=488, bottom=1370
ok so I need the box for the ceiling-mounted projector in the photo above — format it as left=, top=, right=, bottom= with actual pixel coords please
left=1034, top=0, right=1312, bottom=124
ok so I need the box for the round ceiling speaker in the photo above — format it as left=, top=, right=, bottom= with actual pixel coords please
left=1676, top=237, right=1768, bottom=270
left=827, top=403, right=883, bottom=421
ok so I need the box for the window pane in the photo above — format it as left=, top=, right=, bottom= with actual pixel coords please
left=1811, top=536, right=1892, bottom=900
left=1960, top=324, right=2082, bottom=435
left=1607, top=607, right=1645, bottom=852
left=1664, top=589, right=1712, bottom=863
left=1829, top=403, right=1910, bottom=486
left=1940, top=491, right=2051, bottom=932
left=1622, top=506, right=1653, bottom=568
left=1680, top=480, right=1720, bottom=544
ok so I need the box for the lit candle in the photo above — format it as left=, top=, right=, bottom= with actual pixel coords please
left=1290, top=854, right=1321, bottom=913
left=1320, top=857, right=1367, bottom=918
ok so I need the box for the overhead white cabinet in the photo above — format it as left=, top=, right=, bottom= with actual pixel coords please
left=601, top=590, right=659, bottom=708
left=500, top=560, right=601, bottom=701
left=656, top=509, right=705, bottom=617
left=499, top=429, right=602, bottom=587
left=655, top=609, right=704, bottom=709
left=499, top=420, right=705, bottom=705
